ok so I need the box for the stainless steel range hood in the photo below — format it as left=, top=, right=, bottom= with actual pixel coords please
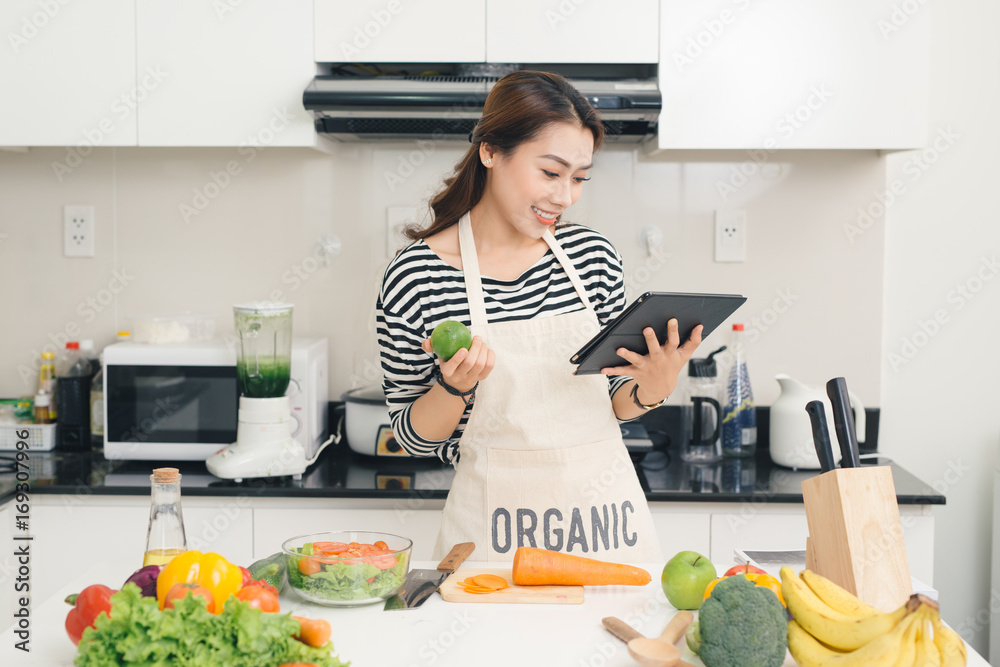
left=302, top=64, right=661, bottom=143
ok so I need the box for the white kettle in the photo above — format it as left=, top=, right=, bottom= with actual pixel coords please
left=769, top=374, right=865, bottom=469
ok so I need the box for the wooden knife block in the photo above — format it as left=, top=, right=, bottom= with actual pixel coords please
left=801, top=466, right=912, bottom=612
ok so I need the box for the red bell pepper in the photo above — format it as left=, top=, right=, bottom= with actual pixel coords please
left=64, top=584, right=115, bottom=646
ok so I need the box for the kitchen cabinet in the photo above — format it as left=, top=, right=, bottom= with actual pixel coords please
left=0, top=0, right=136, bottom=147
left=314, top=0, right=486, bottom=63
left=27, top=496, right=252, bottom=611
left=657, top=0, right=930, bottom=150
left=649, top=506, right=711, bottom=557
left=486, top=0, right=659, bottom=64
left=708, top=505, right=935, bottom=586
left=136, top=0, right=317, bottom=147
left=0, top=502, right=12, bottom=634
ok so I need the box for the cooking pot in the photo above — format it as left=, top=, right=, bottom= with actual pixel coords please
left=342, top=385, right=409, bottom=457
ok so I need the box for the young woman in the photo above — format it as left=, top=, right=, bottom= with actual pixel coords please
left=376, top=71, right=701, bottom=562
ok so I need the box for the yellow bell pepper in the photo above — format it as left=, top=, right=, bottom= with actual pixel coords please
left=156, top=550, right=243, bottom=614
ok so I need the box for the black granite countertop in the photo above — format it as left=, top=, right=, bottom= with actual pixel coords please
left=3, top=440, right=944, bottom=506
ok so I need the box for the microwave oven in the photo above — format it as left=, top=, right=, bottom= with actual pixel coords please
left=103, top=338, right=328, bottom=461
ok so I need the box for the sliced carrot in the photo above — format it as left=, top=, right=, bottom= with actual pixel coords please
left=511, top=547, right=651, bottom=586
left=470, top=574, right=509, bottom=590
left=456, top=585, right=494, bottom=594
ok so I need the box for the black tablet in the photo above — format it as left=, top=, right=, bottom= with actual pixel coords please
left=570, top=291, right=747, bottom=375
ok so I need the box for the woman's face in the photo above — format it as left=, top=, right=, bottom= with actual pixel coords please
left=482, top=122, right=594, bottom=240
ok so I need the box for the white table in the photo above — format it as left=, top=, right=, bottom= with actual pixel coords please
left=0, top=561, right=988, bottom=667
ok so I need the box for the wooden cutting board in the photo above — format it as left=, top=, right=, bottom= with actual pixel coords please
left=438, top=568, right=584, bottom=605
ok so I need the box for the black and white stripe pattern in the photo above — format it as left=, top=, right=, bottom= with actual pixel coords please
left=376, top=224, right=633, bottom=464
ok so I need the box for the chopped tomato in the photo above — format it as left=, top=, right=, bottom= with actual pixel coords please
left=311, top=542, right=349, bottom=555
left=298, top=558, right=322, bottom=576
left=370, top=554, right=398, bottom=570
left=373, top=540, right=389, bottom=551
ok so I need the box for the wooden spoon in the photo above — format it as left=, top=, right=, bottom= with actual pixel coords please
left=626, top=610, right=694, bottom=667
left=601, top=616, right=697, bottom=667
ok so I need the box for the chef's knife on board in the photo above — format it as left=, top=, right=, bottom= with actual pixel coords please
left=383, top=542, right=475, bottom=610
left=805, top=400, right=836, bottom=473
left=826, top=377, right=861, bottom=468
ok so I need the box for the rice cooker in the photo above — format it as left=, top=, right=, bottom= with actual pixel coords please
left=342, top=385, right=409, bottom=457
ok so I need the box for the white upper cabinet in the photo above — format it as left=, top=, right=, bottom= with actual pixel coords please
left=487, top=0, right=659, bottom=63
left=315, top=0, right=486, bottom=63
left=136, top=0, right=316, bottom=147
left=0, top=0, right=136, bottom=147
left=657, top=0, right=930, bottom=149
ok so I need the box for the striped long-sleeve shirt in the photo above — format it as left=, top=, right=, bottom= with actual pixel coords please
left=376, top=223, right=633, bottom=464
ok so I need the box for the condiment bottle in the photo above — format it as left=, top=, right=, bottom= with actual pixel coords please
left=143, top=467, right=188, bottom=567
left=55, top=342, right=93, bottom=450
left=721, top=324, right=757, bottom=458
left=38, top=352, right=57, bottom=420
left=33, top=392, right=54, bottom=424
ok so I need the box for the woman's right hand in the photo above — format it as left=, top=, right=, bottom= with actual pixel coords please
left=421, top=336, right=495, bottom=393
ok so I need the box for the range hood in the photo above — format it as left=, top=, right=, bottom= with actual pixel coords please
left=303, top=64, right=660, bottom=143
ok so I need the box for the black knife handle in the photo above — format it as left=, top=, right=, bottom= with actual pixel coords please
left=826, top=377, right=860, bottom=468
left=805, top=400, right=836, bottom=473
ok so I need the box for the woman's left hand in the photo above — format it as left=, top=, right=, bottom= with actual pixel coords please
left=600, top=319, right=703, bottom=404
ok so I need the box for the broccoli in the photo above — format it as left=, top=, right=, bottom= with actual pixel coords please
left=696, top=575, right=788, bottom=667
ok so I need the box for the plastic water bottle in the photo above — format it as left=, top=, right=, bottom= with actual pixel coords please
left=56, top=341, right=93, bottom=450
left=721, top=324, right=757, bottom=457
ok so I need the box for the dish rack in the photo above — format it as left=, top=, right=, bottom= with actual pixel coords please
left=0, top=423, right=57, bottom=451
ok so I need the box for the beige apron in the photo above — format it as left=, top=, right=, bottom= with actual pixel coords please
left=432, top=213, right=662, bottom=563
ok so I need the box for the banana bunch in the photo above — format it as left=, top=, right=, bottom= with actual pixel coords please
left=780, top=567, right=967, bottom=667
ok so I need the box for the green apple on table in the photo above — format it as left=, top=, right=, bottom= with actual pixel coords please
left=661, top=550, right=717, bottom=610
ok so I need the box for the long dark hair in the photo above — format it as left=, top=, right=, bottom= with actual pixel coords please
left=406, top=70, right=604, bottom=241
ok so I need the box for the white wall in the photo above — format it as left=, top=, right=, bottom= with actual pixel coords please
left=881, top=0, right=1000, bottom=657
left=0, top=146, right=886, bottom=408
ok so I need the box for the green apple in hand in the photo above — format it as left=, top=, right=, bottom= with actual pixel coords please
left=661, top=551, right=717, bottom=610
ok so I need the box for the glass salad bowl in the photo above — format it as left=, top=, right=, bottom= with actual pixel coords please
left=282, top=531, right=412, bottom=607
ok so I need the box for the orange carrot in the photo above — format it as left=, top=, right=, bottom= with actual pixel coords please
left=470, top=574, right=508, bottom=590
left=292, top=616, right=331, bottom=648
left=511, top=547, right=651, bottom=586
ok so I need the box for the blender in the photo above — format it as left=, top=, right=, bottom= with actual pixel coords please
left=206, top=303, right=308, bottom=481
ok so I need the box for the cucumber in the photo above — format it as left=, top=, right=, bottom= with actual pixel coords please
left=248, top=552, right=286, bottom=592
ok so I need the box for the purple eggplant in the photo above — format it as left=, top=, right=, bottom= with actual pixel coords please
left=122, top=564, right=162, bottom=598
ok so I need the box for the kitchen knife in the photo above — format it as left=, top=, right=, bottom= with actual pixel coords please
left=826, top=377, right=861, bottom=468
left=383, top=542, right=475, bottom=610
left=805, top=400, right=836, bottom=473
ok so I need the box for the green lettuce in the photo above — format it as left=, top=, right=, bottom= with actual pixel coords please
left=74, top=584, right=349, bottom=667
left=287, top=544, right=408, bottom=602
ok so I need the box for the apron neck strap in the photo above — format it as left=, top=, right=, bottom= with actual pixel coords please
left=458, top=213, right=596, bottom=328
left=458, top=213, right=489, bottom=327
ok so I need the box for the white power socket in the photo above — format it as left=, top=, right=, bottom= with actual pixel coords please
left=64, top=205, right=95, bottom=257
left=386, top=206, right=417, bottom=259
left=714, top=209, right=746, bottom=262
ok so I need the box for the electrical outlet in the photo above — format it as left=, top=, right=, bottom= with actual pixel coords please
left=64, top=205, right=95, bottom=257
left=714, top=209, right=746, bottom=262
left=386, top=206, right=416, bottom=259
